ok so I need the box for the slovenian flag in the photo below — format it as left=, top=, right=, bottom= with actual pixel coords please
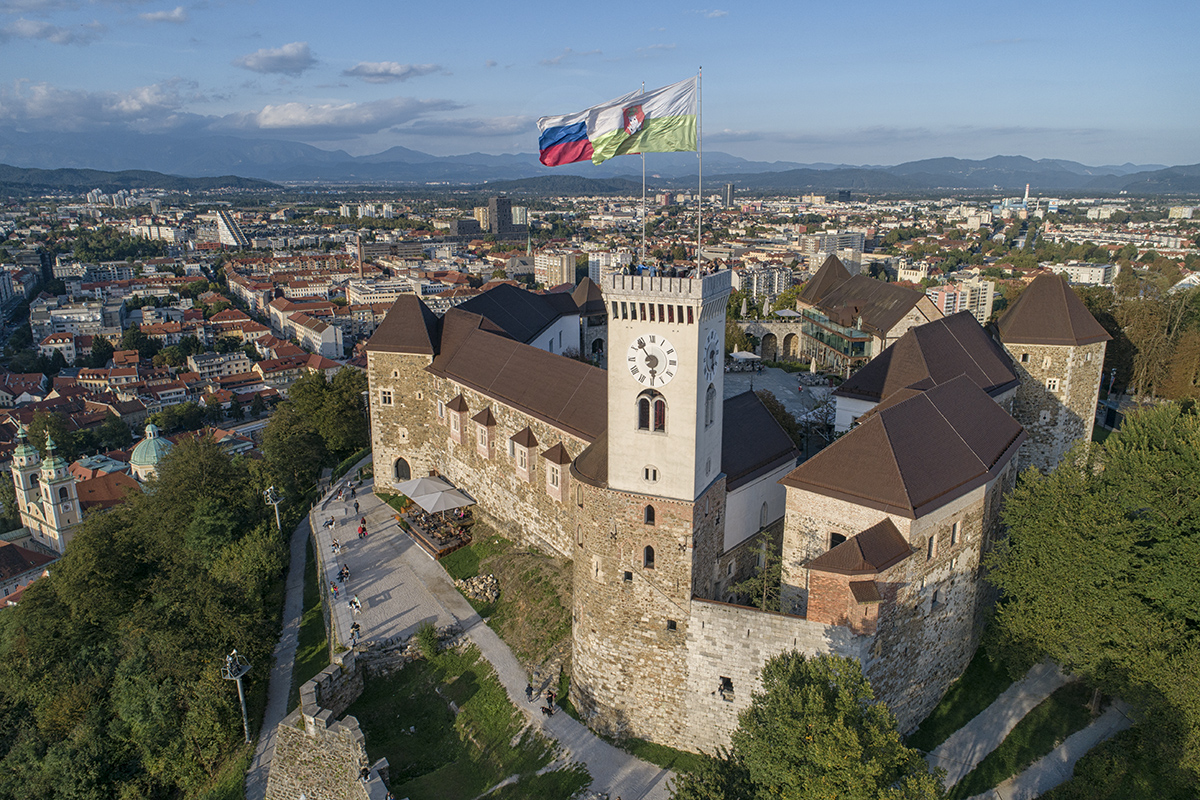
left=537, top=76, right=698, bottom=167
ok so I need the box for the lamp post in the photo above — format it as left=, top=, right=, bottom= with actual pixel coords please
left=221, top=649, right=252, bottom=744
left=264, top=485, right=283, bottom=532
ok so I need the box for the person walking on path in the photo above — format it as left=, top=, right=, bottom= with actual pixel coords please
left=330, top=581, right=339, bottom=599
left=525, top=683, right=534, bottom=703
left=353, top=500, right=359, bottom=515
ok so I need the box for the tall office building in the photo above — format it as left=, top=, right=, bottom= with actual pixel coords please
left=723, top=183, right=735, bottom=207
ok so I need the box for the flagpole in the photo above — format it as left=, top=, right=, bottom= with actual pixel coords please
left=696, top=67, right=703, bottom=274
left=641, top=82, right=646, bottom=268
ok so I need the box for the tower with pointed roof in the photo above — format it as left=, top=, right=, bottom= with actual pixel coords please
left=995, top=273, right=1110, bottom=473
left=12, top=428, right=82, bottom=555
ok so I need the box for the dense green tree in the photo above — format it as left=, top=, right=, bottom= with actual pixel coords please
left=96, top=412, right=132, bottom=450
left=987, top=404, right=1200, bottom=782
left=262, top=404, right=326, bottom=498
left=27, top=411, right=75, bottom=461
left=229, top=395, right=244, bottom=421
left=88, top=335, right=115, bottom=368
left=672, top=652, right=945, bottom=800
left=0, top=471, right=20, bottom=531
left=249, top=393, right=267, bottom=418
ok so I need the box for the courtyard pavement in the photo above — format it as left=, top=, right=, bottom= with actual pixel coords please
left=723, top=364, right=828, bottom=421
left=310, top=473, right=674, bottom=800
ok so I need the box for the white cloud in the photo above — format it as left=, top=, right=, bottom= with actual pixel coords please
left=218, top=96, right=462, bottom=139
left=0, top=79, right=203, bottom=131
left=540, top=47, right=602, bottom=66
left=233, top=42, right=316, bottom=76
left=693, top=8, right=727, bottom=17
left=0, top=17, right=103, bottom=45
left=636, top=43, right=675, bottom=55
left=140, top=6, right=187, bottom=23
left=404, top=115, right=534, bottom=138
left=342, top=62, right=443, bottom=84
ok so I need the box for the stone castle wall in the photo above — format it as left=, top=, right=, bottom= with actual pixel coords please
left=683, top=598, right=868, bottom=753
left=570, top=476, right=725, bottom=749
left=369, top=350, right=587, bottom=557
left=1004, top=340, right=1106, bottom=472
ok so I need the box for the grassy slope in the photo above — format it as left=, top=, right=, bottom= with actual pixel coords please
left=949, top=681, right=1094, bottom=800
left=906, top=646, right=1015, bottom=752
left=347, top=645, right=589, bottom=800
left=289, top=538, right=328, bottom=712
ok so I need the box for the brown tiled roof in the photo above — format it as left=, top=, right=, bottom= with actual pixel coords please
left=541, top=442, right=572, bottom=465
left=571, top=277, right=606, bottom=317
left=798, top=255, right=853, bottom=307
left=456, top=283, right=578, bottom=345
left=816, top=275, right=932, bottom=337
left=365, top=294, right=440, bottom=356
left=806, top=519, right=911, bottom=575
left=510, top=426, right=538, bottom=448
left=849, top=580, right=883, bottom=603
left=445, top=394, right=468, bottom=413
left=836, top=312, right=1018, bottom=403
left=996, top=273, right=1111, bottom=346
left=0, top=541, right=55, bottom=580
left=570, top=431, right=607, bottom=487
left=471, top=407, right=496, bottom=426
left=77, top=471, right=141, bottom=510
left=781, top=375, right=1026, bottom=518
left=722, top=391, right=799, bottom=491
left=428, top=310, right=606, bottom=442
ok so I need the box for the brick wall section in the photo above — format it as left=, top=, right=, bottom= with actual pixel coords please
left=805, top=571, right=879, bottom=634
left=683, top=598, right=868, bottom=752
left=369, top=350, right=586, bottom=557
left=1003, top=340, right=1105, bottom=472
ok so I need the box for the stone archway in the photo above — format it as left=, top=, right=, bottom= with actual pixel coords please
left=782, top=332, right=798, bottom=360
left=591, top=338, right=605, bottom=355
left=393, top=457, right=411, bottom=481
left=760, top=333, right=778, bottom=361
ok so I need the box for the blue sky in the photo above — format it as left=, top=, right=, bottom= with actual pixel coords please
left=0, top=0, right=1196, bottom=166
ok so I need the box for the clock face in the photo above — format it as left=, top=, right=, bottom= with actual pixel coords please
left=703, top=329, right=721, bottom=383
left=627, top=333, right=676, bottom=387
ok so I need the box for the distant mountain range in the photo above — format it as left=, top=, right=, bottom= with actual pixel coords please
left=0, top=163, right=276, bottom=197
left=0, top=127, right=1195, bottom=195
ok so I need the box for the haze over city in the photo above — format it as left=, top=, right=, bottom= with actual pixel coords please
left=1, top=0, right=1197, bottom=167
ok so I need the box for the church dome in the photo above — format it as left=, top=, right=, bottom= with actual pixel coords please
left=130, top=424, right=173, bottom=478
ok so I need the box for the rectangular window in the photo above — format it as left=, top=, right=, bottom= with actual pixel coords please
left=1042, top=355, right=1052, bottom=369
left=611, top=301, right=619, bottom=319
left=667, top=305, right=674, bottom=323
left=549, top=465, right=560, bottom=488
left=640, top=303, right=647, bottom=321
left=477, top=425, right=488, bottom=447
left=508, top=439, right=515, bottom=458
left=677, top=305, right=684, bottom=323
left=951, top=521, right=960, bottom=546
left=623, top=571, right=633, bottom=582
left=649, top=303, right=656, bottom=322
left=927, top=535, right=938, bottom=560
left=517, top=449, right=527, bottom=469
left=666, top=619, right=677, bottom=631
left=437, top=400, right=445, bottom=419
left=1021, top=353, right=1029, bottom=363
left=380, top=389, right=393, bottom=406
left=451, top=415, right=460, bottom=432
left=658, top=303, right=665, bottom=321
left=1046, top=378, right=1059, bottom=392
left=621, top=302, right=628, bottom=320
left=687, top=306, right=694, bottom=325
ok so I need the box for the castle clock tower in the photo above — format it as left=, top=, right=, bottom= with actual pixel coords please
left=605, top=270, right=732, bottom=501
left=570, top=269, right=733, bottom=750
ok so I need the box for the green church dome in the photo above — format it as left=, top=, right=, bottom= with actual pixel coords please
left=130, top=423, right=173, bottom=469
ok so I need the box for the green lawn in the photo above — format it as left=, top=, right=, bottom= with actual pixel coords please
left=949, top=681, right=1095, bottom=800
left=1041, top=724, right=1198, bottom=800
left=906, top=646, right=1015, bottom=752
left=347, top=644, right=590, bottom=800
left=289, top=538, right=329, bottom=712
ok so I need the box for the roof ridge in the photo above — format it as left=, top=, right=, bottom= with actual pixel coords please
left=875, top=410, right=915, bottom=512
left=927, top=383, right=991, bottom=473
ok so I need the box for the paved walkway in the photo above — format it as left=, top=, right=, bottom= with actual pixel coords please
left=311, top=477, right=674, bottom=799
left=245, top=510, right=311, bottom=800
left=966, top=700, right=1133, bottom=800
left=927, top=661, right=1072, bottom=788
left=724, top=365, right=826, bottom=421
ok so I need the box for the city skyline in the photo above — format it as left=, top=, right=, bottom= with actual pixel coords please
left=0, top=0, right=1197, bottom=168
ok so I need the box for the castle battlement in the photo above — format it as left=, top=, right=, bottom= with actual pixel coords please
left=605, top=270, right=732, bottom=300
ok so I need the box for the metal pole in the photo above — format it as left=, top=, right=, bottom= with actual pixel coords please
left=235, top=674, right=250, bottom=744
left=696, top=67, right=702, bottom=273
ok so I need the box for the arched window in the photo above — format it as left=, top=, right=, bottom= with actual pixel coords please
left=759, top=501, right=768, bottom=529
left=644, top=505, right=655, bottom=525
left=636, top=391, right=667, bottom=433
left=393, top=457, right=411, bottom=481
left=643, top=545, right=655, bottom=569
left=58, top=487, right=69, bottom=502
left=705, top=384, right=716, bottom=428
